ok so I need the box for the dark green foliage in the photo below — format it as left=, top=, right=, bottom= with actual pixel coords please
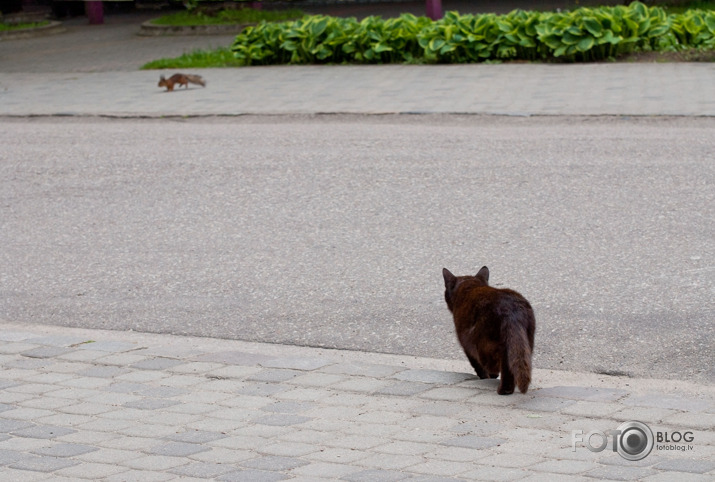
left=231, top=2, right=714, bottom=65
left=671, top=8, right=715, bottom=48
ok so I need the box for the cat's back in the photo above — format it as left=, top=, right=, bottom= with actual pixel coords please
left=458, top=282, right=525, bottom=307
left=456, top=285, right=533, bottom=325
left=444, top=267, right=533, bottom=320
left=485, top=288, right=535, bottom=338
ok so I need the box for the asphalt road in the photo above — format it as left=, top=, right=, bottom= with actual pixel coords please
left=1, top=115, right=713, bottom=382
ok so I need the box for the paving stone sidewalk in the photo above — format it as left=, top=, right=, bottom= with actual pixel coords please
left=2, top=63, right=714, bottom=117
left=0, top=321, right=713, bottom=481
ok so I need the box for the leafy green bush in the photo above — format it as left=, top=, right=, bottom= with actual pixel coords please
left=230, top=2, right=714, bottom=65
left=671, top=8, right=715, bottom=48
left=534, top=2, right=679, bottom=61
left=345, top=14, right=432, bottom=63
left=418, top=10, right=544, bottom=63
left=231, top=14, right=431, bottom=65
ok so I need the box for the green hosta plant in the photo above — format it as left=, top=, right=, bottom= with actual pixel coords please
left=231, top=2, right=714, bottom=66
left=671, top=9, right=715, bottom=48
left=535, top=2, right=676, bottom=61
left=342, top=14, right=430, bottom=63
left=419, top=10, right=544, bottom=62
left=496, top=9, right=546, bottom=60
left=280, top=15, right=338, bottom=63
left=234, top=14, right=429, bottom=65
left=232, top=22, right=281, bottom=65
left=419, top=11, right=503, bottom=62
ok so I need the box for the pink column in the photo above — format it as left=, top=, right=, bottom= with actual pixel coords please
left=426, top=0, right=443, bottom=20
left=86, top=1, right=104, bottom=25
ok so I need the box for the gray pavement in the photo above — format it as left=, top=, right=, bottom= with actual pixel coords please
left=0, top=321, right=713, bottom=481
left=1, top=7, right=714, bottom=481
left=2, top=115, right=714, bottom=384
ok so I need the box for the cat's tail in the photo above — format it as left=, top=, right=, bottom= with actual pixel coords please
left=505, top=314, right=533, bottom=394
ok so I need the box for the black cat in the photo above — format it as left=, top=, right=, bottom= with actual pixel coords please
left=443, top=266, right=535, bottom=395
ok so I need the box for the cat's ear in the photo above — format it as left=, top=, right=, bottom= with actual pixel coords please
left=443, top=268, right=457, bottom=291
left=476, top=266, right=489, bottom=283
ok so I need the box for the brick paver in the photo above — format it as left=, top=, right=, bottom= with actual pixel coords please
left=0, top=322, right=712, bottom=480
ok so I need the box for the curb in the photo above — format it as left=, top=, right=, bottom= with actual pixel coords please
left=1, top=320, right=711, bottom=397
left=0, top=20, right=65, bottom=41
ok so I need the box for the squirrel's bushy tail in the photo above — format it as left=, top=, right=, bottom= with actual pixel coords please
left=504, top=313, right=533, bottom=393
left=187, top=74, right=206, bottom=87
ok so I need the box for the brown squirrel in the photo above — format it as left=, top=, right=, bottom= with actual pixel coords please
left=158, top=73, right=206, bottom=91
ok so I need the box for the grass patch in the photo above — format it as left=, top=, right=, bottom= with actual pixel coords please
left=141, top=47, right=243, bottom=69
left=0, top=20, right=50, bottom=31
left=149, top=8, right=304, bottom=26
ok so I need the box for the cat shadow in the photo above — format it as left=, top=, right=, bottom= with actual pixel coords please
left=461, top=377, right=501, bottom=390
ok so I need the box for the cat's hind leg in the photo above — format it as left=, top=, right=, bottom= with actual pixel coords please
left=497, top=348, right=515, bottom=395
left=466, top=354, right=489, bottom=379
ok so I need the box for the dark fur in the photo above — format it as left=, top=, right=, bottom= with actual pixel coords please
left=443, top=266, right=535, bottom=395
